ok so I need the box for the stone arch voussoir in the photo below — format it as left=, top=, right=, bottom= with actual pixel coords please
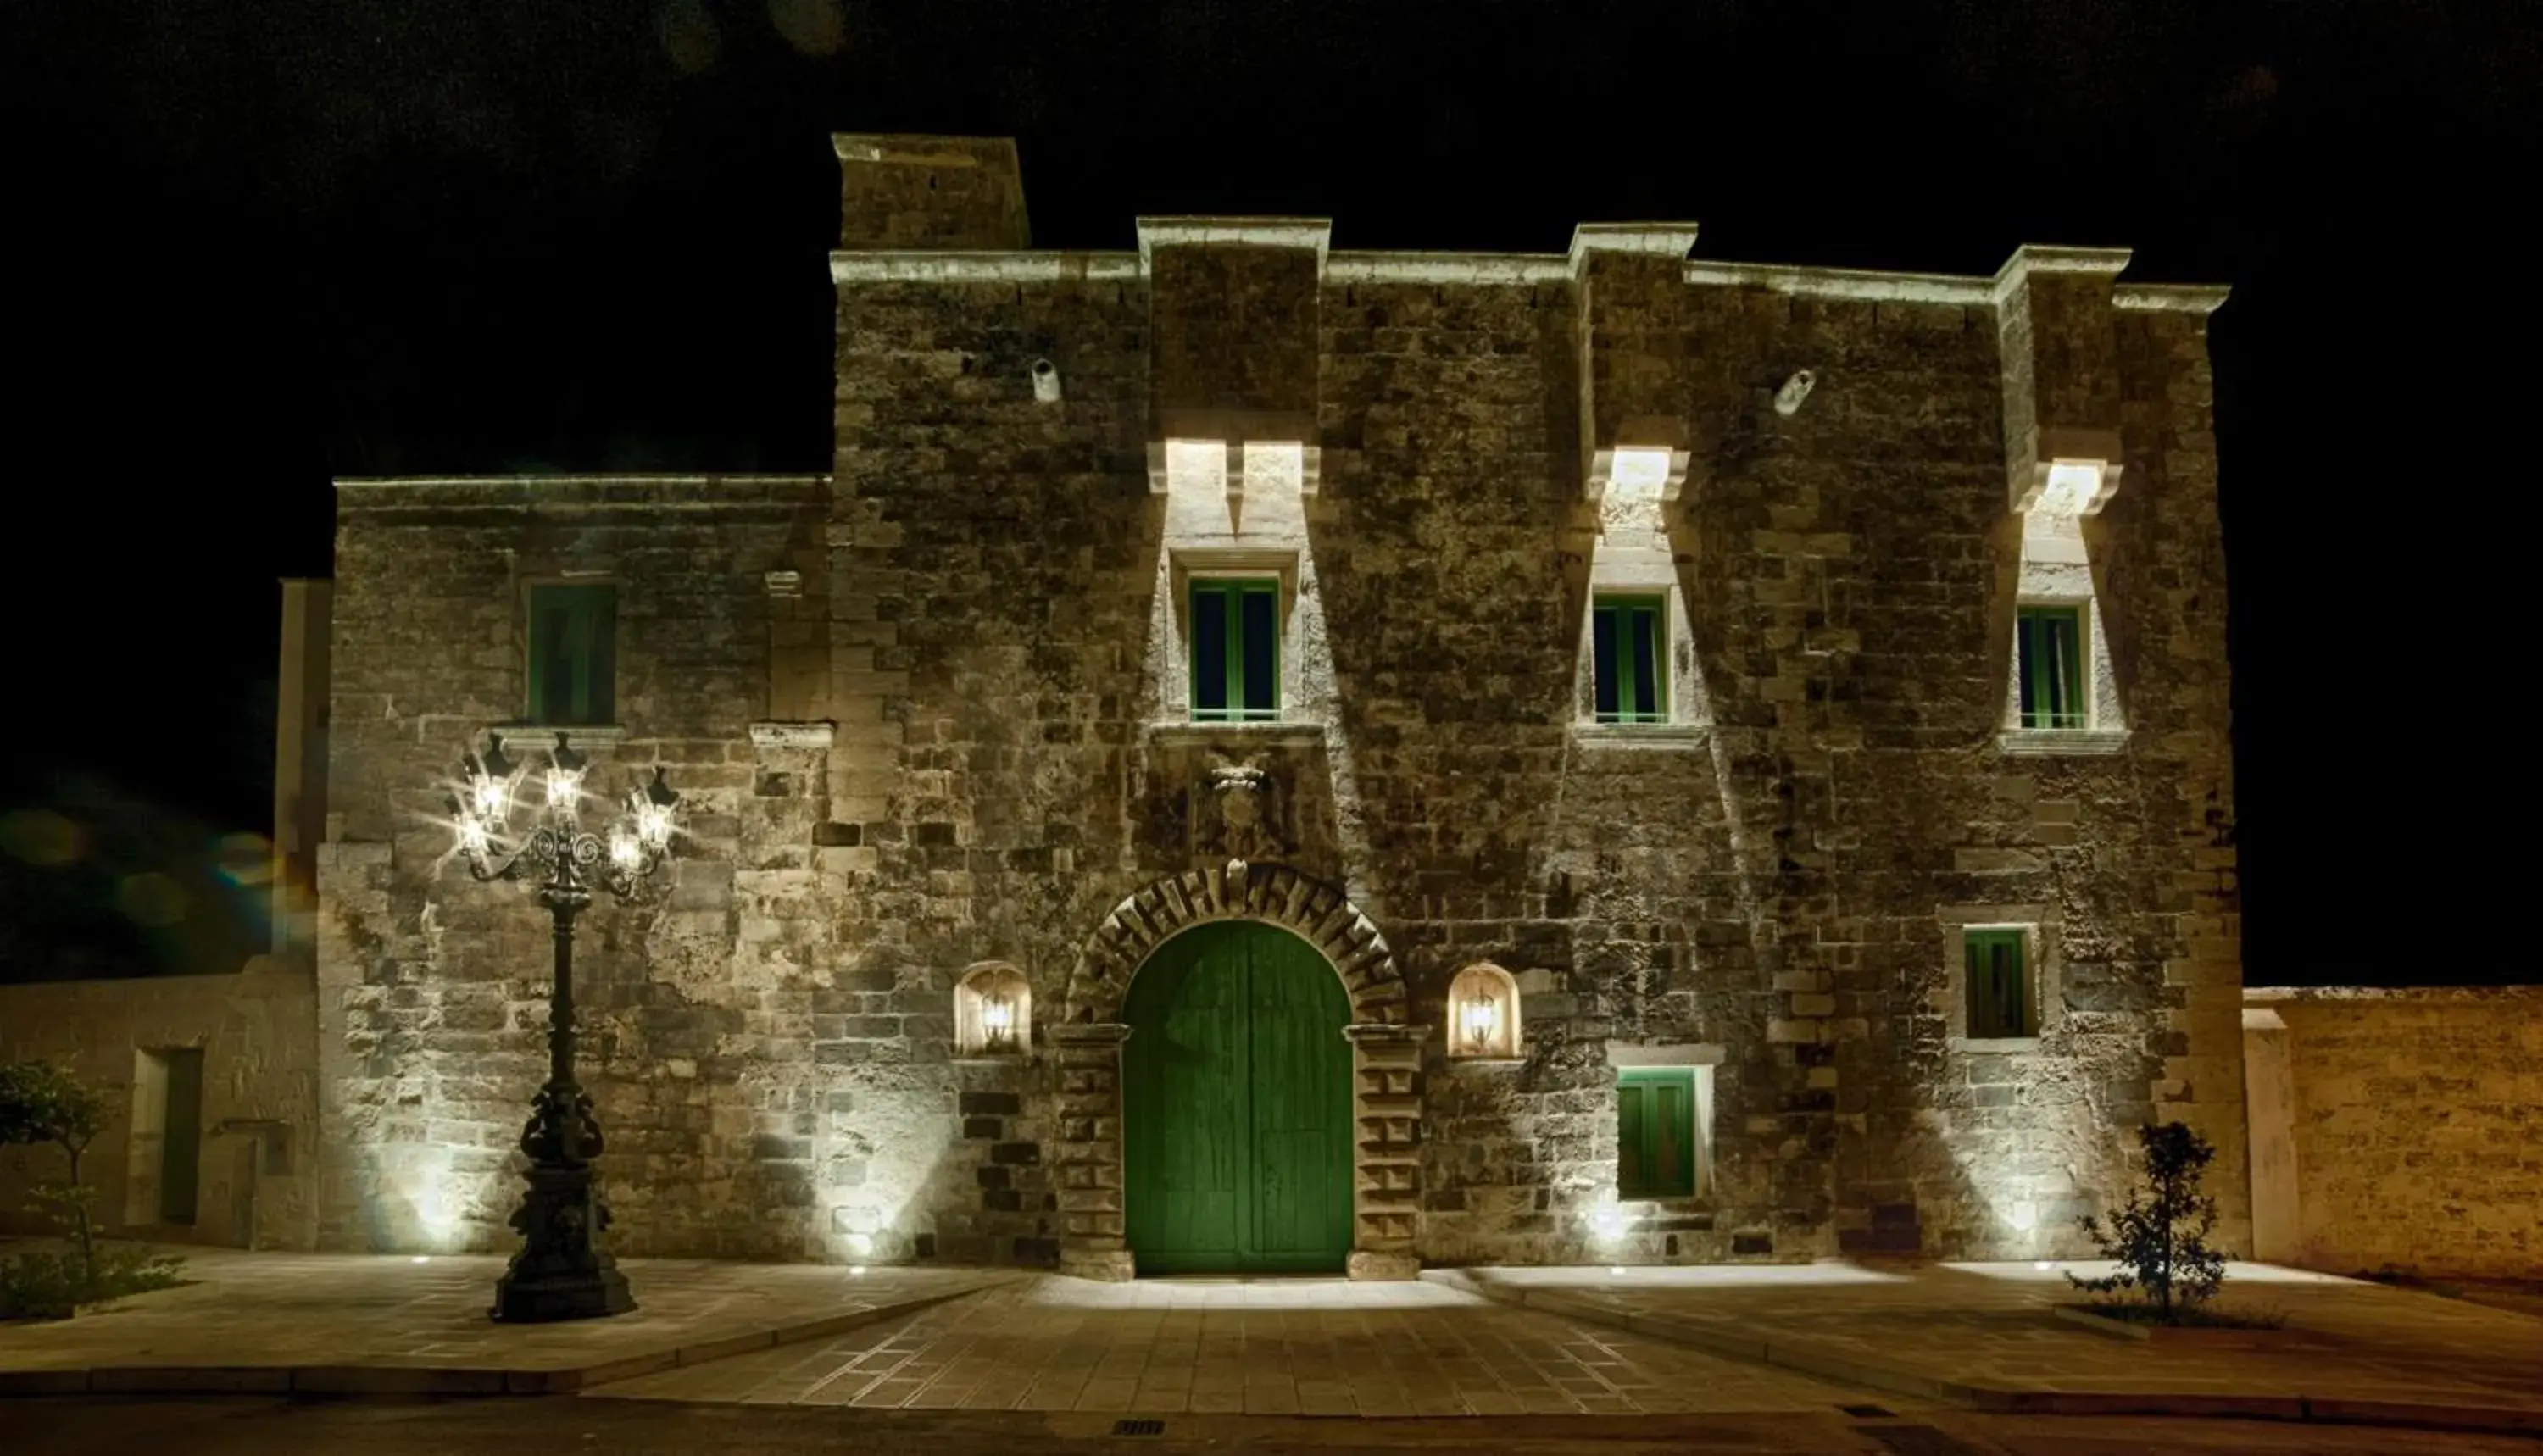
left=1061, top=860, right=1407, bottom=1027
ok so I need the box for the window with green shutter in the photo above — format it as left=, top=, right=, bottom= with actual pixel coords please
left=1616, top=1067, right=1699, bottom=1199
left=1592, top=594, right=1668, bottom=724
left=1965, top=928, right=2030, bottom=1040
left=1189, top=578, right=1281, bottom=722
left=528, top=584, right=617, bottom=726
left=2016, top=605, right=2086, bottom=730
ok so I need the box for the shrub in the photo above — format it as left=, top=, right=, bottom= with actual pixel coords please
left=2069, top=1120, right=2228, bottom=1323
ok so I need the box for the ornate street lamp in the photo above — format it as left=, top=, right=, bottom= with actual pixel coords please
left=446, top=731, right=678, bottom=1322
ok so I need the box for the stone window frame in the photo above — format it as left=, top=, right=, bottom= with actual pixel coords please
left=1572, top=583, right=1703, bottom=742
left=1996, top=518, right=2128, bottom=757
left=1934, top=905, right=2061, bottom=1053
left=1162, top=547, right=1304, bottom=725
left=1603, top=1042, right=1722, bottom=1201
left=514, top=570, right=624, bottom=731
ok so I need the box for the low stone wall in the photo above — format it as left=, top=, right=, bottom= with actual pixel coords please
left=0, top=968, right=320, bottom=1250
left=2245, top=986, right=2542, bottom=1280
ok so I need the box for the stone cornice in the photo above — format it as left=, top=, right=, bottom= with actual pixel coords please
left=827, top=252, right=1139, bottom=283
left=337, top=474, right=827, bottom=491
left=1991, top=243, right=2136, bottom=304
left=1136, top=217, right=1333, bottom=266
left=1684, top=259, right=1993, bottom=305
left=1325, top=252, right=1571, bottom=285
left=2245, top=985, right=2543, bottom=1004
left=335, top=475, right=828, bottom=516
left=2113, top=283, right=2232, bottom=314
left=1566, top=222, right=1702, bottom=268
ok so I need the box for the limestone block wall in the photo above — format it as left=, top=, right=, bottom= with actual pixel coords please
left=0, top=969, right=319, bottom=1249
left=309, top=145, right=2245, bottom=1271
left=2245, top=987, right=2543, bottom=1280
left=315, top=475, right=836, bottom=1257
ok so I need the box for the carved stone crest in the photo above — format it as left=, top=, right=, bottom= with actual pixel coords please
left=1196, top=756, right=1291, bottom=864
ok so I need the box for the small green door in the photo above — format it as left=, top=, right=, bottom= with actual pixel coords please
left=1123, top=922, right=1353, bottom=1274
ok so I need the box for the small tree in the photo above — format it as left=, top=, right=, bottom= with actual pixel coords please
left=0, top=1059, right=108, bottom=1271
left=0, top=1059, right=181, bottom=1319
left=2069, top=1120, right=2228, bottom=1321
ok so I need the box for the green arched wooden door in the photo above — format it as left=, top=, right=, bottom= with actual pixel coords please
left=1122, top=920, right=1354, bottom=1275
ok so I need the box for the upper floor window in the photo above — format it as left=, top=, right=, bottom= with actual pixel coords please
left=529, top=583, right=616, bottom=726
left=1964, top=927, right=2032, bottom=1040
left=2015, top=604, right=2085, bottom=730
left=1592, top=593, right=1667, bottom=725
left=1190, top=576, right=1279, bottom=722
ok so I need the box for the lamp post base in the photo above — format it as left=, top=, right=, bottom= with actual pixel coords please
left=489, top=1165, right=637, bottom=1323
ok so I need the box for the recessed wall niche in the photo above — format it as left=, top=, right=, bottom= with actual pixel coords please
left=1445, top=963, right=1522, bottom=1060
left=954, top=961, right=1032, bottom=1058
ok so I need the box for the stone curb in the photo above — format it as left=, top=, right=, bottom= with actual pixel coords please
left=0, top=1273, right=1008, bottom=1399
left=1422, top=1270, right=2543, bottom=1438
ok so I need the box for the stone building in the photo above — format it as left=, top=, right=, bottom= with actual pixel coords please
left=304, top=133, right=2251, bottom=1280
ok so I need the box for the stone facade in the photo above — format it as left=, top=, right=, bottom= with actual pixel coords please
left=309, top=134, right=2249, bottom=1274
left=2245, top=986, right=2543, bottom=1280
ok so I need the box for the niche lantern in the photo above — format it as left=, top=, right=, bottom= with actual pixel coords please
left=954, top=962, right=1032, bottom=1058
left=1446, top=963, right=1522, bottom=1060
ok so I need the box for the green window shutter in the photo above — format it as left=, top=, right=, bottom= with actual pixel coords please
left=1616, top=1079, right=1649, bottom=1197
left=1617, top=1069, right=1699, bottom=1198
left=2016, top=605, right=2085, bottom=730
left=529, top=584, right=616, bottom=726
left=1966, top=929, right=2028, bottom=1039
left=1190, top=578, right=1280, bottom=722
left=1592, top=603, right=1622, bottom=720
left=1593, top=594, right=1668, bottom=724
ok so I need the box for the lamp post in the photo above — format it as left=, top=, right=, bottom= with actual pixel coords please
left=447, top=731, right=677, bottom=1322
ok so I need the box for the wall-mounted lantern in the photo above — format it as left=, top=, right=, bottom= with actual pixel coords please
left=954, top=962, right=1032, bottom=1059
left=1445, top=963, right=1522, bottom=1060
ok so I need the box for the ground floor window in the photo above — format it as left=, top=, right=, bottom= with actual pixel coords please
left=1617, top=1067, right=1698, bottom=1198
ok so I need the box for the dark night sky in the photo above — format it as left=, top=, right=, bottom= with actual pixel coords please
left=1, top=1, right=2530, bottom=985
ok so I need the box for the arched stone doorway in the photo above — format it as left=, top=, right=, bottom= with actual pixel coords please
left=1123, top=921, right=1352, bottom=1273
left=1049, top=860, right=1424, bottom=1281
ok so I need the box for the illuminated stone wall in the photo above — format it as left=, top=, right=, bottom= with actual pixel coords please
left=310, top=135, right=2247, bottom=1269
left=2245, top=987, right=2543, bottom=1280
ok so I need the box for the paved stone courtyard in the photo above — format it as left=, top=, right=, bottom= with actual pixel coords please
left=590, top=1276, right=1871, bottom=1416
left=5, top=1247, right=2536, bottom=1434
left=0, top=1244, right=1009, bottom=1390
left=1455, top=1261, right=2543, bottom=1415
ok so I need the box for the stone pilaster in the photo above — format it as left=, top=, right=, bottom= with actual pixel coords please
left=1047, top=1022, right=1133, bottom=1281
left=1345, top=1022, right=1427, bottom=1276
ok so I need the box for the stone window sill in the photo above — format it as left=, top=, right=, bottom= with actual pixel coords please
left=1950, top=1036, right=2042, bottom=1054
left=1571, top=722, right=1707, bottom=750
left=1145, top=720, right=1327, bottom=748
left=1444, top=1055, right=1528, bottom=1069
left=1997, top=728, right=2128, bottom=757
left=488, top=723, right=626, bottom=747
